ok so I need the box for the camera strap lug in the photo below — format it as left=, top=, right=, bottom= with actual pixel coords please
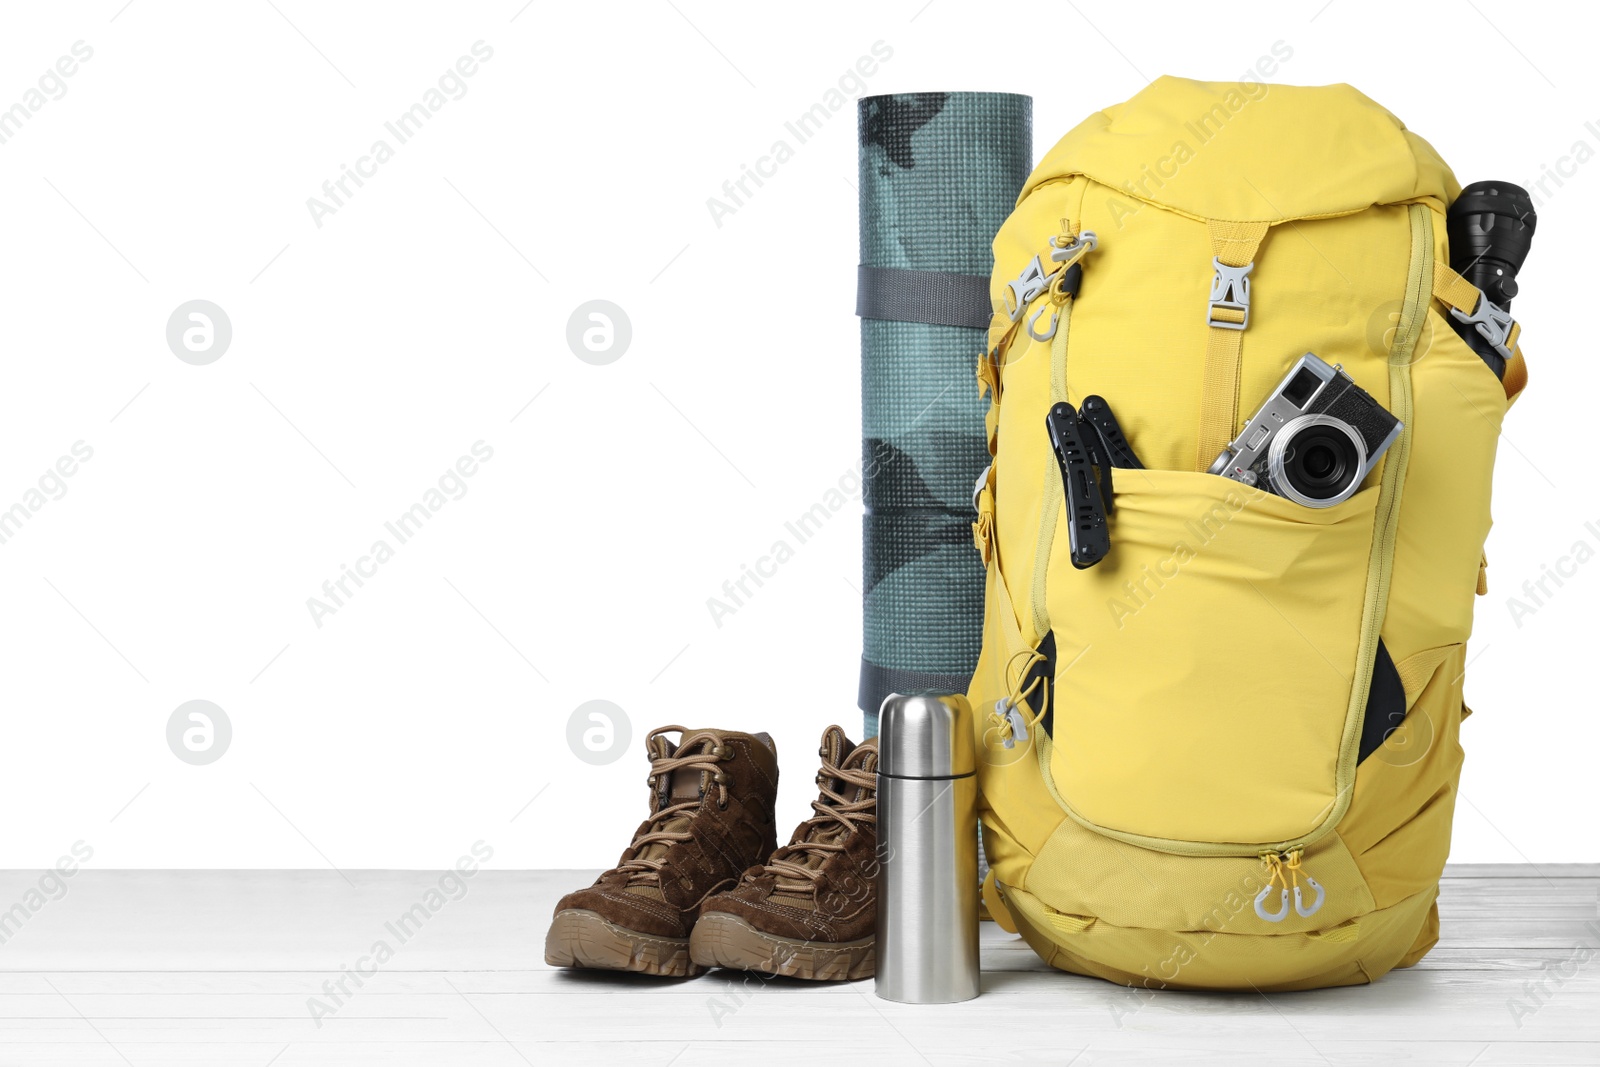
left=1206, top=258, right=1254, bottom=330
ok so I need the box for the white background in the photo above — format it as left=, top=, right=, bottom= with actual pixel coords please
left=0, top=0, right=1591, bottom=870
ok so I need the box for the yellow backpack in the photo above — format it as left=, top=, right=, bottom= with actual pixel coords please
left=968, top=77, right=1528, bottom=990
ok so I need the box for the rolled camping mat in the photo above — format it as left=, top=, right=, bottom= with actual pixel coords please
left=857, top=92, right=1033, bottom=737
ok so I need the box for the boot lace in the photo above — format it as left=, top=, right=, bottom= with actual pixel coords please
left=615, top=725, right=732, bottom=886
left=765, top=751, right=876, bottom=889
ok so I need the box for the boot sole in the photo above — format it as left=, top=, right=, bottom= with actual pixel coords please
left=689, top=911, right=875, bottom=981
left=544, top=909, right=701, bottom=977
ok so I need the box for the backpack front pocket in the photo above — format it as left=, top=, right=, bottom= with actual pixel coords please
left=1044, top=468, right=1381, bottom=853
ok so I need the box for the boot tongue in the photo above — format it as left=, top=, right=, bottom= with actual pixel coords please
left=642, top=730, right=718, bottom=805
left=625, top=731, right=721, bottom=885
left=666, top=732, right=719, bottom=802
left=841, top=734, right=878, bottom=779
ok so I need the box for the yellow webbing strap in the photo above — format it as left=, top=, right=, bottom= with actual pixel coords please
left=1431, top=262, right=1482, bottom=315
left=1432, top=262, right=1529, bottom=404
left=1308, top=920, right=1361, bottom=944
left=1045, top=909, right=1095, bottom=936
left=1504, top=349, right=1529, bottom=405
left=1196, top=220, right=1270, bottom=470
left=981, top=870, right=1018, bottom=932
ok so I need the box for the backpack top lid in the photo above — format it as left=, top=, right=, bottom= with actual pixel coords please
left=1024, top=76, right=1460, bottom=224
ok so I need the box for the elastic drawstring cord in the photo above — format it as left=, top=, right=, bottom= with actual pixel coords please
left=1283, top=848, right=1305, bottom=894
left=991, top=647, right=1048, bottom=747
left=1261, top=848, right=1307, bottom=889
left=1261, top=851, right=1286, bottom=893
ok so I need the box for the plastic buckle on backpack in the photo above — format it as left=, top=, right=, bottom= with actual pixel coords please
left=1002, top=256, right=1051, bottom=322
left=1450, top=293, right=1517, bottom=362
left=1206, top=258, right=1254, bottom=330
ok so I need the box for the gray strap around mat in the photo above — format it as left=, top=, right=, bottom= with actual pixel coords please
left=856, top=266, right=992, bottom=329
left=858, top=659, right=974, bottom=715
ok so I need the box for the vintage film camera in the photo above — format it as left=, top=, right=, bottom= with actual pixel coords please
left=1208, top=353, right=1401, bottom=508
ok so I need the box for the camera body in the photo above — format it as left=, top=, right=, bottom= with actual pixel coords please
left=1208, top=353, right=1401, bottom=508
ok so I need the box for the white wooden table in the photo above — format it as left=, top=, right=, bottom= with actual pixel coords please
left=0, top=866, right=1592, bottom=1065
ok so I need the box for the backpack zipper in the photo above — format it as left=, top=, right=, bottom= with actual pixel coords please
left=1028, top=204, right=1430, bottom=859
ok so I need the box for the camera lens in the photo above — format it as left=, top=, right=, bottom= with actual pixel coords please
left=1268, top=415, right=1367, bottom=507
left=1294, top=433, right=1347, bottom=488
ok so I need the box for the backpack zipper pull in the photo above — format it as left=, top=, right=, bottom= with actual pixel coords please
left=1254, top=848, right=1325, bottom=922
left=1254, top=851, right=1290, bottom=922
left=1286, top=848, right=1325, bottom=918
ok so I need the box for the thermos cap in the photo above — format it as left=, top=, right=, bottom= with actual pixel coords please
left=877, top=693, right=976, bottom=778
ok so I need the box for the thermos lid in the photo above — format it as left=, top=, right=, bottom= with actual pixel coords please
left=877, top=693, right=976, bottom=778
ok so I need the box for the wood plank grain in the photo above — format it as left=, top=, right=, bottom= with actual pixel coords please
left=0, top=867, right=1589, bottom=1065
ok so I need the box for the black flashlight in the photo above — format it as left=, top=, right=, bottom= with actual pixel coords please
left=1445, top=181, right=1536, bottom=376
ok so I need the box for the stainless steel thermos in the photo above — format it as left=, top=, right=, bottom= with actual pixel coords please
left=875, top=693, right=980, bottom=1003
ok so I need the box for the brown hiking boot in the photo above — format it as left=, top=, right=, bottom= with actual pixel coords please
left=544, top=725, right=779, bottom=977
left=691, top=725, right=878, bottom=980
